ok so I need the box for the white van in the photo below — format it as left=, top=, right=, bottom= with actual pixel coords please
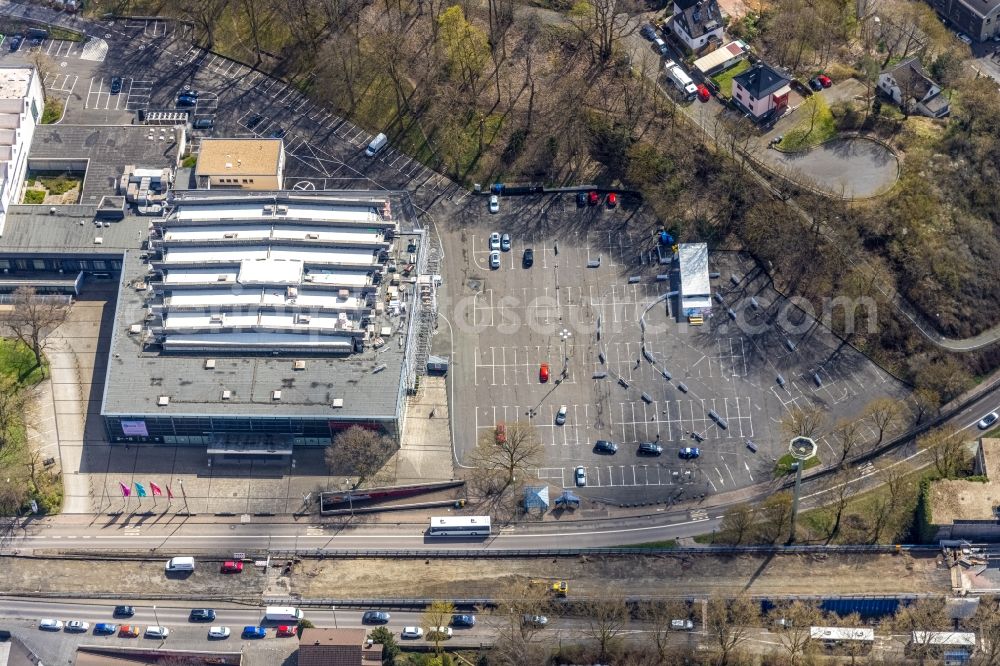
left=665, top=61, right=698, bottom=99
left=165, top=556, right=195, bottom=572
left=365, top=133, right=388, bottom=157
left=264, top=606, right=304, bottom=622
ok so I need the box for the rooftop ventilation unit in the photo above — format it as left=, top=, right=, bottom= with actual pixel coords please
left=209, top=314, right=224, bottom=324
left=94, top=237, right=104, bottom=244
left=129, top=324, right=142, bottom=334
left=221, top=389, right=231, bottom=400
left=223, top=232, right=237, bottom=239
left=276, top=205, right=288, bottom=214
left=157, top=395, right=170, bottom=406
left=271, top=390, right=282, bottom=401
left=293, top=360, right=306, bottom=370
left=305, top=233, right=319, bottom=240
left=332, top=398, right=344, bottom=408
left=297, top=314, right=311, bottom=324
left=204, top=359, right=216, bottom=369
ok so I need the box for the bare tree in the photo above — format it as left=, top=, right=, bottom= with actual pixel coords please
left=468, top=421, right=542, bottom=490
left=706, top=593, right=759, bottom=666
left=819, top=469, right=853, bottom=544
left=970, top=596, right=1000, bottom=666
left=889, top=598, right=948, bottom=665
left=832, top=419, right=865, bottom=465
left=568, top=0, right=635, bottom=63
left=422, top=600, right=456, bottom=656
left=868, top=460, right=912, bottom=543
left=755, top=491, right=794, bottom=544
left=323, top=426, right=398, bottom=488
left=781, top=404, right=827, bottom=440
left=6, top=286, right=68, bottom=374
left=490, top=578, right=553, bottom=666
left=637, top=600, right=693, bottom=663
left=911, top=387, right=941, bottom=425
left=581, top=595, right=629, bottom=662
left=773, top=599, right=823, bottom=665
left=920, top=426, right=968, bottom=478
left=863, top=398, right=903, bottom=448
left=27, top=52, right=55, bottom=98
left=717, top=503, right=755, bottom=545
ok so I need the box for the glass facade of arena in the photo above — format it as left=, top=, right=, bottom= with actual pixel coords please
left=103, top=415, right=397, bottom=447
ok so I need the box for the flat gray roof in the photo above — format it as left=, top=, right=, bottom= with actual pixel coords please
left=28, top=124, right=179, bottom=202
left=0, top=205, right=148, bottom=255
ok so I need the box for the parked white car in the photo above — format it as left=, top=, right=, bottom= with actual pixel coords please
left=979, top=411, right=999, bottom=430
left=489, top=232, right=501, bottom=251
left=428, top=626, right=453, bottom=640
left=39, top=619, right=63, bottom=631
left=488, top=195, right=500, bottom=213
left=145, top=626, right=169, bottom=639
left=400, top=626, right=424, bottom=639
left=66, top=620, right=90, bottom=633
left=208, top=626, right=231, bottom=639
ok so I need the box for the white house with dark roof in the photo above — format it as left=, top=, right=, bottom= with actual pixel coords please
left=877, top=58, right=950, bottom=118
left=731, top=62, right=791, bottom=119
left=670, top=0, right=725, bottom=51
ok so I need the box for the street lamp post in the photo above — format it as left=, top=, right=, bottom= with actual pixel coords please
left=560, top=328, right=572, bottom=379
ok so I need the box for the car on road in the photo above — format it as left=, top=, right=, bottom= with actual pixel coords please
left=242, top=626, right=267, bottom=639
left=594, top=440, right=618, bottom=454
left=555, top=405, right=567, bottom=426
left=94, top=623, right=118, bottom=635
left=180, top=88, right=198, bottom=98
left=362, top=611, right=391, bottom=624
left=119, top=625, right=139, bottom=637
left=500, top=232, right=511, bottom=251
left=488, top=194, right=500, bottom=213
left=221, top=561, right=243, bottom=573
left=957, top=32, right=973, bottom=44
left=451, top=614, right=476, bottom=627
left=539, top=363, right=549, bottom=383
left=177, top=94, right=197, bottom=108
left=110, top=77, right=123, bottom=95
left=588, top=191, right=599, bottom=206
left=523, top=614, right=548, bottom=627
left=193, top=118, right=215, bottom=130
left=9, top=35, right=22, bottom=52
left=246, top=115, right=263, bottom=129
left=428, top=626, right=453, bottom=639
left=607, top=192, right=618, bottom=207
left=979, top=411, right=1000, bottom=430
left=522, top=248, right=534, bottom=268
left=696, top=83, right=711, bottom=102
left=489, top=250, right=501, bottom=269
left=270, top=128, right=287, bottom=139
left=66, top=621, right=90, bottom=633
left=489, top=232, right=501, bottom=251
left=817, top=74, right=832, bottom=88
left=641, top=24, right=657, bottom=40
left=39, top=619, right=62, bottom=631
left=576, top=191, right=587, bottom=207
left=189, top=609, right=216, bottom=622
left=276, top=625, right=296, bottom=637
left=208, top=626, right=231, bottom=639
left=401, top=626, right=424, bottom=639
left=575, top=466, right=587, bottom=487
left=114, top=605, right=135, bottom=618
left=637, top=442, right=663, bottom=456
left=679, top=447, right=700, bottom=459
left=672, top=619, right=694, bottom=630
left=808, top=77, right=823, bottom=91
left=145, top=626, right=169, bottom=639
left=30, top=37, right=42, bottom=48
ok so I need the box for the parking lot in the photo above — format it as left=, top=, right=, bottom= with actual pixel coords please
left=442, top=193, right=912, bottom=502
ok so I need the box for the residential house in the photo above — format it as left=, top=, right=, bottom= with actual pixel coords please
left=670, top=0, right=725, bottom=52
left=925, top=0, right=1000, bottom=42
left=298, top=627, right=383, bottom=666
left=877, top=58, right=950, bottom=118
left=731, top=62, right=791, bottom=119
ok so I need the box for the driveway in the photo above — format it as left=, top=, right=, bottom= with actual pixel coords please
left=765, top=137, right=899, bottom=198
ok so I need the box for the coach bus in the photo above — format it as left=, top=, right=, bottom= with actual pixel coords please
left=428, top=516, right=492, bottom=537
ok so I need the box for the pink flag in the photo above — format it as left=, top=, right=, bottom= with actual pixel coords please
left=166, top=486, right=174, bottom=500
left=150, top=482, right=162, bottom=497
left=118, top=482, right=131, bottom=497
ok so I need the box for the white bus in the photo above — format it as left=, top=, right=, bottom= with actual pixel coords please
left=264, top=607, right=304, bottom=622
left=428, top=516, right=492, bottom=537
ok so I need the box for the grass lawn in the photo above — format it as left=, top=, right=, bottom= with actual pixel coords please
left=0, top=338, right=45, bottom=384
left=775, top=452, right=821, bottom=476
left=711, top=59, right=750, bottom=98
left=779, top=94, right=837, bottom=150
left=41, top=98, right=63, bottom=124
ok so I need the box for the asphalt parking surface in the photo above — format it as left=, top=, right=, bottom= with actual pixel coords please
left=440, top=193, right=912, bottom=503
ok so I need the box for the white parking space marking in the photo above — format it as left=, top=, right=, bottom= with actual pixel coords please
left=548, top=463, right=694, bottom=489
left=43, top=73, right=78, bottom=94
left=44, top=39, right=75, bottom=58
left=79, top=38, right=108, bottom=62
left=473, top=346, right=571, bottom=387
left=615, top=397, right=753, bottom=444
left=124, top=79, right=152, bottom=111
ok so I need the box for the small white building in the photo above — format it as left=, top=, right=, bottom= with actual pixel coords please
left=679, top=242, right=711, bottom=325
left=877, top=58, right=950, bottom=118
left=0, top=67, right=44, bottom=236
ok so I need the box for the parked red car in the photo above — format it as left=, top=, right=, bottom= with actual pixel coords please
left=696, top=83, right=711, bottom=102
left=276, top=625, right=296, bottom=637
left=607, top=192, right=618, bottom=207
left=587, top=191, right=599, bottom=206
left=817, top=74, right=832, bottom=88
left=220, top=561, right=243, bottom=573
left=495, top=422, right=507, bottom=445
left=539, top=363, right=550, bottom=383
